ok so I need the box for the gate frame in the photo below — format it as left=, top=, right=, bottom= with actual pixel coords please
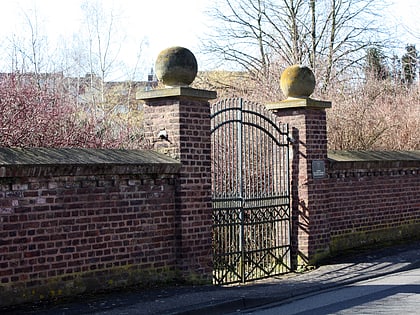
left=211, top=98, right=292, bottom=285
left=139, top=83, right=332, bottom=284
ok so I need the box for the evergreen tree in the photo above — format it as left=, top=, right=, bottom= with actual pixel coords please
left=402, top=44, right=418, bottom=85
left=390, top=54, right=402, bottom=84
left=366, top=47, right=389, bottom=80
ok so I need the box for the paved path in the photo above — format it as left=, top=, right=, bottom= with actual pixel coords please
left=237, top=267, right=420, bottom=314
left=3, top=242, right=420, bottom=315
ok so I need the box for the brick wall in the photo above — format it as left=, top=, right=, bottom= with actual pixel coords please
left=269, top=100, right=419, bottom=264
left=139, top=87, right=216, bottom=281
left=327, top=151, right=420, bottom=253
left=0, top=148, right=181, bottom=307
left=1, top=93, right=418, bottom=307
left=271, top=103, right=331, bottom=266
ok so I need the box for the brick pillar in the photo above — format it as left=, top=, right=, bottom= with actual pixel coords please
left=267, top=98, right=332, bottom=266
left=137, top=87, right=217, bottom=282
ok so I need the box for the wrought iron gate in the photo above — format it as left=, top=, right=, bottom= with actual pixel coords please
left=211, top=98, right=291, bottom=285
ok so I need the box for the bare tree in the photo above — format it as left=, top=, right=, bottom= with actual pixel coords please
left=316, top=0, right=386, bottom=89
left=6, top=5, right=55, bottom=84
left=80, top=0, right=124, bottom=105
left=204, top=0, right=387, bottom=90
left=204, top=0, right=271, bottom=75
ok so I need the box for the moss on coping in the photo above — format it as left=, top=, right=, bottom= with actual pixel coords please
left=155, top=46, right=198, bottom=87
left=280, top=65, right=316, bottom=99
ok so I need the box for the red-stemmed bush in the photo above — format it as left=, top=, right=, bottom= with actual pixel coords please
left=0, top=74, right=145, bottom=149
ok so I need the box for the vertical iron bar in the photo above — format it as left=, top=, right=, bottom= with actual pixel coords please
left=286, top=123, right=291, bottom=268
left=237, top=98, right=245, bottom=283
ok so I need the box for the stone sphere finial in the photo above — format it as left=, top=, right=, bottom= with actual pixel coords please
left=280, top=65, right=315, bottom=98
left=155, top=46, right=198, bottom=87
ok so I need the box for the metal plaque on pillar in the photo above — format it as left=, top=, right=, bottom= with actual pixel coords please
left=312, top=160, right=326, bottom=179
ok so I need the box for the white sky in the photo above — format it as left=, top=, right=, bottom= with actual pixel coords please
left=0, top=0, right=209, bottom=49
left=384, top=0, right=419, bottom=43
left=0, top=0, right=211, bottom=80
left=0, top=0, right=418, bottom=80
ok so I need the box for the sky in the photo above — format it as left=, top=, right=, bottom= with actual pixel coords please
left=0, top=0, right=418, bottom=81
left=385, top=0, right=419, bottom=43
left=0, top=0, right=212, bottom=80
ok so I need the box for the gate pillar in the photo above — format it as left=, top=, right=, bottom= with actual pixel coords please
left=137, top=47, right=217, bottom=282
left=266, top=65, right=332, bottom=267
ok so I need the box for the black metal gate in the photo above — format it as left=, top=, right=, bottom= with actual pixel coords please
left=211, top=98, right=291, bottom=285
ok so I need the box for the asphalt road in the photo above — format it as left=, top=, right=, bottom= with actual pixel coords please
left=237, top=267, right=420, bottom=315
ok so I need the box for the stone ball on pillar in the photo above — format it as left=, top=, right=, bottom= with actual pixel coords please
left=280, top=65, right=315, bottom=99
left=155, top=46, right=198, bottom=87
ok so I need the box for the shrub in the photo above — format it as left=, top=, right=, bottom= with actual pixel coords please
left=326, top=79, right=420, bottom=150
left=196, top=71, right=419, bottom=151
left=0, top=74, right=146, bottom=149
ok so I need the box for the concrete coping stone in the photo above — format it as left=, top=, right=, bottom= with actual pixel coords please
left=266, top=98, right=332, bottom=110
left=0, top=147, right=181, bottom=177
left=136, top=86, right=217, bottom=101
left=327, top=150, right=420, bottom=172
left=328, top=150, right=420, bottom=162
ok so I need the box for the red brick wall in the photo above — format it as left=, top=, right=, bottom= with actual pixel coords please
left=2, top=92, right=417, bottom=307
left=141, top=91, right=214, bottom=280
left=271, top=103, right=419, bottom=264
left=0, top=162, right=180, bottom=307
left=273, top=107, right=330, bottom=266
left=327, top=160, right=420, bottom=251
